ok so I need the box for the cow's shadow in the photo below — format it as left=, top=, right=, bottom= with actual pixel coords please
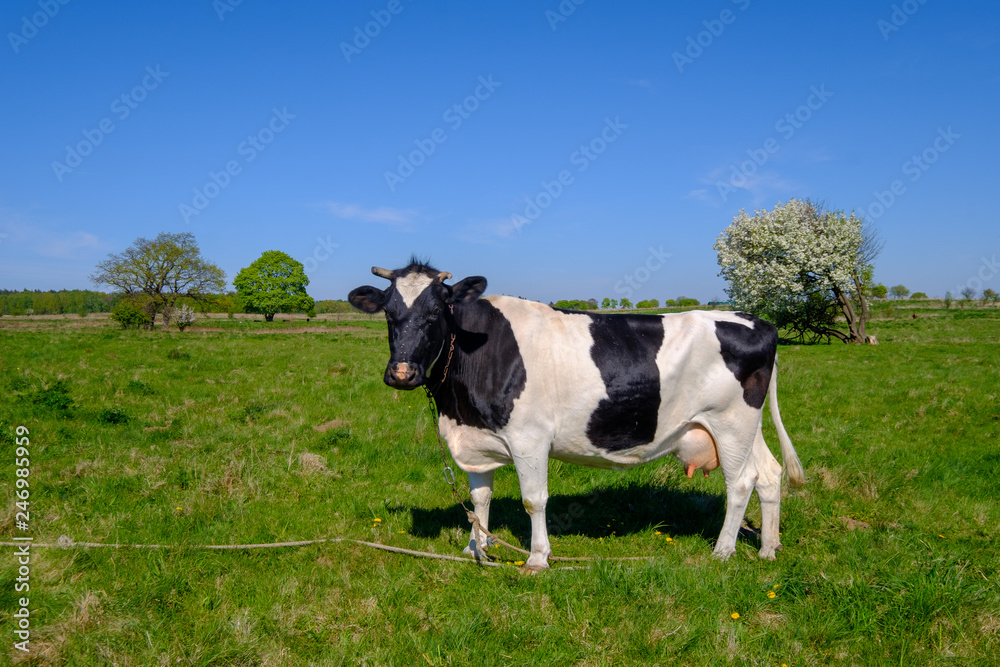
left=398, top=482, right=763, bottom=552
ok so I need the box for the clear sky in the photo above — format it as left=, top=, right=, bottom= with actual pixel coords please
left=1, top=1, right=997, bottom=303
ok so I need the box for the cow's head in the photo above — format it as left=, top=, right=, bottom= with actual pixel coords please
left=348, top=261, right=487, bottom=389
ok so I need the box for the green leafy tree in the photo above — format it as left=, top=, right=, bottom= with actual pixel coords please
left=889, top=285, right=910, bottom=300
left=910, top=292, right=928, bottom=300
left=234, top=250, right=314, bottom=322
left=635, top=299, right=660, bottom=309
left=983, top=288, right=998, bottom=304
left=91, top=232, right=226, bottom=328
left=619, top=297, right=633, bottom=309
left=871, top=284, right=888, bottom=299
left=715, top=199, right=882, bottom=344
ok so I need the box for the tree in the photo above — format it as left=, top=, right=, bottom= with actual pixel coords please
left=910, top=292, right=928, bottom=299
left=635, top=299, right=659, bottom=309
left=889, top=284, right=910, bottom=299
left=871, top=284, right=888, bottom=299
left=601, top=297, right=618, bottom=310
left=619, top=298, right=633, bottom=309
left=960, top=286, right=976, bottom=305
left=91, top=232, right=226, bottom=328
left=233, top=250, right=314, bottom=322
left=714, top=198, right=882, bottom=344
left=983, top=288, right=998, bottom=304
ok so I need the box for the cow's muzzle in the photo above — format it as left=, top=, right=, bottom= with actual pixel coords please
left=385, top=362, right=421, bottom=389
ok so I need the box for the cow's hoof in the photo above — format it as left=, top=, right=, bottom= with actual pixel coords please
left=712, top=547, right=735, bottom=561
left=463, top=544, right=486, bottom=560
left=759, top=543, right=782, bottom=560
left=520, top=563, right=548, bottom=575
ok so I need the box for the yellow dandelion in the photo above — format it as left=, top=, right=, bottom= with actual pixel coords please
left=373, top=518, right=382, bottom=523
left=654, top=531, right=662, bottom=536
left=938, top=534, right=945, bottom=538
left=398, top=530, right=405, bottom=534
left=772, top=584, right=780, bottom=589
left=514, top=560, right=525, bottom=566
left=665, top=537, right=673, bottom=542
left=731, top=612, right=740, bottom=620
left=175, top=506, right=182, bottom=510
left=767, top=591, right=776, bottom=599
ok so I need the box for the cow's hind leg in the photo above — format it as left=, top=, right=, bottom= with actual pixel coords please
left=708, top=420, right=760, bottom=560
left=463, top=470, right=494, bottom=559
left=752, top=427, right=785, bottom=560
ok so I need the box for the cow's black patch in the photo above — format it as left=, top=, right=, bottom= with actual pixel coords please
left=429, top=299, right=526, bottom=432
left=583, top=312, right=665, bottom=452
left=714, top=314, right=777, bottom=409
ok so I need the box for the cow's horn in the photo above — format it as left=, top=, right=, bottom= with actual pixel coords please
left=371, top=266, right=394, bottom=280
left=436, top=271, right=452, bottom=283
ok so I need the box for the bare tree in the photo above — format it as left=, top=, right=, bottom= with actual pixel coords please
left=91, top=232, right=226, bottom=328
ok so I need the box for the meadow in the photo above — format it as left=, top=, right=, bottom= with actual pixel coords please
left=1, top=302, right=998, bottom=665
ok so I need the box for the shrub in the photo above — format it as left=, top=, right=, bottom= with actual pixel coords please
left=173, top=304, right=197, bottom=331
left=635, top=299, right=660, bottom=309
left=110, top=300, right=149, bottom=329
left=910, top=292, right=928, bottom=299
left=676, top=297, right=700, bottom=307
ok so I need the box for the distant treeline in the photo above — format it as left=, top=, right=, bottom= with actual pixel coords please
left=0, top=289, right=355, bottom=317
left=0, top=289, right=115, bottom=316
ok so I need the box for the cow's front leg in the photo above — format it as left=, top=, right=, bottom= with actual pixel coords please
left=463, top=470, right=494, bottom=560
left=514, top=456, right=551, bottom=573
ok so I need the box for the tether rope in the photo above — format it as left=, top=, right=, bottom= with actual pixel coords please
left=0, top=535, right=662, bottom=570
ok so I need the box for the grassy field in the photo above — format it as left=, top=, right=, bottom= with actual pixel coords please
left=1, top=303, right=998, bottom=665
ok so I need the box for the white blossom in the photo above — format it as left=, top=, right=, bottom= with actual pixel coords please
left=714, top=199, right=865, bottom=317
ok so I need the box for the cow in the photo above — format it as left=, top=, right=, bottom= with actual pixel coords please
left=348, top=260, right=804, bottom=572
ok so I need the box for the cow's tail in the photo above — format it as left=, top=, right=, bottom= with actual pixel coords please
left=769, top=359, right=805, bottom=487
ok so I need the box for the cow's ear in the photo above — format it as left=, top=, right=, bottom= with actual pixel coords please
left=348, top=286, right=388, bottom=313
left=449, top=276, right=487, bottom=304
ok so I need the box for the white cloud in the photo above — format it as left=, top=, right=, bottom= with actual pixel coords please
left=0, top=212, right=105, bottom=259
left=324, top=202, right=418, bottom=226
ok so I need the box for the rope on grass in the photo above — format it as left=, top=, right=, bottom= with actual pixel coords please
left=0, top=535, right=659, bottom=569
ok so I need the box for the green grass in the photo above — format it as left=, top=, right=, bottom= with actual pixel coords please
left=1, top=305, right=999, bottom=665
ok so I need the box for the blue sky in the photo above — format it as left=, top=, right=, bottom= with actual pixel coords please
left=1, top=1, right=997, bottom=303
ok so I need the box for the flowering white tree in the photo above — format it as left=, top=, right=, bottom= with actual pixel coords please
left=714, top=199, right=881, bottom=344
left=172, top=304, right=197, bottom=331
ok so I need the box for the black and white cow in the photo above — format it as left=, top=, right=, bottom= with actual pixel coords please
left=349, top=260, right=804, bottom=571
